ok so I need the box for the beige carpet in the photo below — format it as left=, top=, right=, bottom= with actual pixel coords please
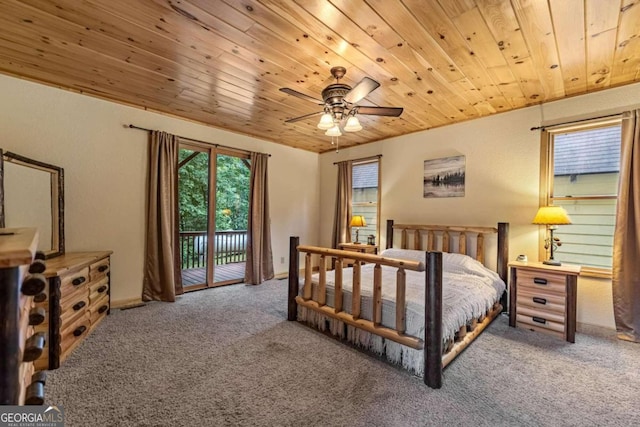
left=45, top=279, right=639, bottom=426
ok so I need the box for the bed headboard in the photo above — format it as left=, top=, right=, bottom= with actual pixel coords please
left=385, top=220, right=509, bottom=285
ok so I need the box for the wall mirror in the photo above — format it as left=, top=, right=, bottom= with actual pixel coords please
left=0, top=149, right=65, bottom=258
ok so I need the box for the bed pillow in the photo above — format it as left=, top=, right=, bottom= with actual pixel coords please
left=379, top=248, right=426, bottom=263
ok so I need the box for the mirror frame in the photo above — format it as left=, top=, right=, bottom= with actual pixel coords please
left=0, top=149, right=65, bottom=258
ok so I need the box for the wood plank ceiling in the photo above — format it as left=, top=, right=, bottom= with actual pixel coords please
left=0, top=0, right=638, bottom=153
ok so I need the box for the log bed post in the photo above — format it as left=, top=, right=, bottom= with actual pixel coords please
left=425, top=251, right=443, bottom=389
left=287, top=236, right=300, bottom=321
left=497, top=222, right=509, bottom=313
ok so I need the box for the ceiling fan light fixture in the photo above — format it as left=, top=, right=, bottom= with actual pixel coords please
left=317, top=113, right=334, bottom=130
left=325, top=125, right=342, bottom=137
left=344, top=115, right=362, bottom=132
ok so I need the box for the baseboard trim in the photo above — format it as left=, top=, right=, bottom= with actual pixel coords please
left=577, top=322, right=616, bottom=338
left=112, top=297, right=144, bottom=309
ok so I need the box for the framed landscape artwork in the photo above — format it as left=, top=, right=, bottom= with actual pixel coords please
left=423, top=155, right=465, bottom=198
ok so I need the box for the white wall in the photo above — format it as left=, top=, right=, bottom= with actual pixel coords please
left=0, top=74, right=320, bottom=304
left=319, top=81, right=640, bottom=330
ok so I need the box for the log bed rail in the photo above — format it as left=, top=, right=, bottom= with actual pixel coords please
left=287, top=221, right=509, bottom=389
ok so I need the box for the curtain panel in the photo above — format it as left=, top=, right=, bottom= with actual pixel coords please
left=612, top=109, right=640, bottom=343
left=244, top=152, right=274, bottom=285
left=332, top=160, right=353, bottom=249
left=142, top=131, right=183, bottom=302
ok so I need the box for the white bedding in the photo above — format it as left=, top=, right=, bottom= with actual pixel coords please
left=297, top=249, right=506, bottom=376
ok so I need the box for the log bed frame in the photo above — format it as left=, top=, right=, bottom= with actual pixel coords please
left=287, top=220, right=509, bottom=389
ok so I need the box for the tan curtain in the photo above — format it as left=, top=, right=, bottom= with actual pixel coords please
left=332, top=160, right=353, bottom=249
left=142, top=131, right=182, bottom=302
left=244, top=152, right=274, bottom=285
left=612, top=109, right=640, bottom=343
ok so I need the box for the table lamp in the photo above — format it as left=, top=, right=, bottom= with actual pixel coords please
left=350, top=215, right=366, bottom=244
left=532, top=206, right=572, bottom=266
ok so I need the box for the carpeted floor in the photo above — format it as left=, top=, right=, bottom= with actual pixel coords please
left=46, top=279, right=639, bottom=426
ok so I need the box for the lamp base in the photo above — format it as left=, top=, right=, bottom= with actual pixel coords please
left=543, top=259, right=562, bottom=266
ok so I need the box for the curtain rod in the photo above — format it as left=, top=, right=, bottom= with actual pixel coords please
left=530, top=113, right=623, bottom=131
left=333, top=154, right=382, bottom=165
left=126, top=124, right=271, bottom=157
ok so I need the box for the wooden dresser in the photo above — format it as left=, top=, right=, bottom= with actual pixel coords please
left=0, top=228, right=47, bottom=405
left=35, top=251, right=112, bottom=370
left=509, top=261, right=581, bottom=342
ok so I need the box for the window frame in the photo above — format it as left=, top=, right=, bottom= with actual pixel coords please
left=540, top=117, right=621, bottom=279
left=350, top=157, right=381, bottom=245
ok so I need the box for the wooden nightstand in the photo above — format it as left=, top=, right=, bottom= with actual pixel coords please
left=508, top=261, right=581, bottom=342
left=338, top=243, right=378, bottom=254
left=338, top=243, right=377, bottom=266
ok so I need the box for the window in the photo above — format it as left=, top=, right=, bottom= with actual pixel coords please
left=351, top=159, right=380, bottom=245
left=542, top=120, right=621, bottom=276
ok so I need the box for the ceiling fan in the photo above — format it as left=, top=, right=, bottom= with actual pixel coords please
left=279, top=66, right=403, bottom=136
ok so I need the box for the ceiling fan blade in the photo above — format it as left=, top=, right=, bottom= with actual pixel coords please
left=279, top=87, right=324, bottom=104
left=343, top=77, right=380, bottom=104
left=356, top=106, right=403, bottom=117
left=284, top=111, right=324, bottom=123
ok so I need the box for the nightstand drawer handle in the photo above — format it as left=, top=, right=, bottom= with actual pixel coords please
left=73, top=301, right=86, bottom=311
left=533, top=277, right=548, bottom=285
left=97, top=285, right=107, bottom=293
left=98, top=265, right=109, bottom=273
left=72, top=276, right=86, bottom=286
left=532, top=297, right=547, bottom=305
left=532, top=316, right=547, bottom=324
left=98, top=305, right=109, bottom=314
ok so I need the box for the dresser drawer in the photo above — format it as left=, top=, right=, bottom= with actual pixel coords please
left=61, top=295, right=90, bottom=328
left=89, top=277, right=109, bottom=304
left=90, top=258, right=110, bottom=281
left=516, top=288, right=565, bottom=314
left=90, top=294, right=110, bottom=325
left=60, top=313, right=90, bottom=353
left=60, top=267, right=90, bottom=297
left=516, top=270, right=567, bottom=295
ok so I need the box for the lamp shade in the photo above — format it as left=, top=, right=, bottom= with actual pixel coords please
left=325, top=125, right=342, bottom=137
left=317, top=113, right=334, bottom=130
left=350, top=215, right=366, bottom=227
left=343, top=115, right=362, bottom=132
left=532, top=206, right=572, bottom=225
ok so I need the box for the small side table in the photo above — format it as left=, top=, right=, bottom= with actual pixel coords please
left=338, top=243, right=378, bottom=267
left=508, top=261, right=581, bottom=342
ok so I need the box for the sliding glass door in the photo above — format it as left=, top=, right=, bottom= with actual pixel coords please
left=178, top=144, right=249, bottom=290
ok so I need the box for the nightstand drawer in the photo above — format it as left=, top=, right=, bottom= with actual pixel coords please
left=516, top=305, right=565, bottom=325
left=516, top=288, right=565, bottom=314
left=517, top=270, right=567, bottom=295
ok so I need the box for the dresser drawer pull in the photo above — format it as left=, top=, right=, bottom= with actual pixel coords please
left=21, top=274, right=47, bottom=296
left=532, top=297, right=547, bottom=305
left=73, top=301, right=86, bottom=311
left=72, top=276, right=86, bottom=286
left=34, top=292, right=47, bottom=303
left=34, top=251, right=46, bottom=261
left=29, top=307, right=46, bottom=325
left=98, top=305, right=109, bottom=314
left=29, top=259, right=47, bottom=274
left=533, top=277, right=548, bottom=285
left=31, top=371, right=47, bottom=385
left=98, top=265, right=109, bottom=273
left=532, top=316, right=547, bottom=324
left=25, top=382, right=45, bottom=405
left=73, top=325, right=87, bottom=337
left=23, top=332, right=46, bottom=362
left=98, top=285, right=108, bottom=293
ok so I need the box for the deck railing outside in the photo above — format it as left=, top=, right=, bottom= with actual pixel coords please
left=180, top=230, right=247, bottom=268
